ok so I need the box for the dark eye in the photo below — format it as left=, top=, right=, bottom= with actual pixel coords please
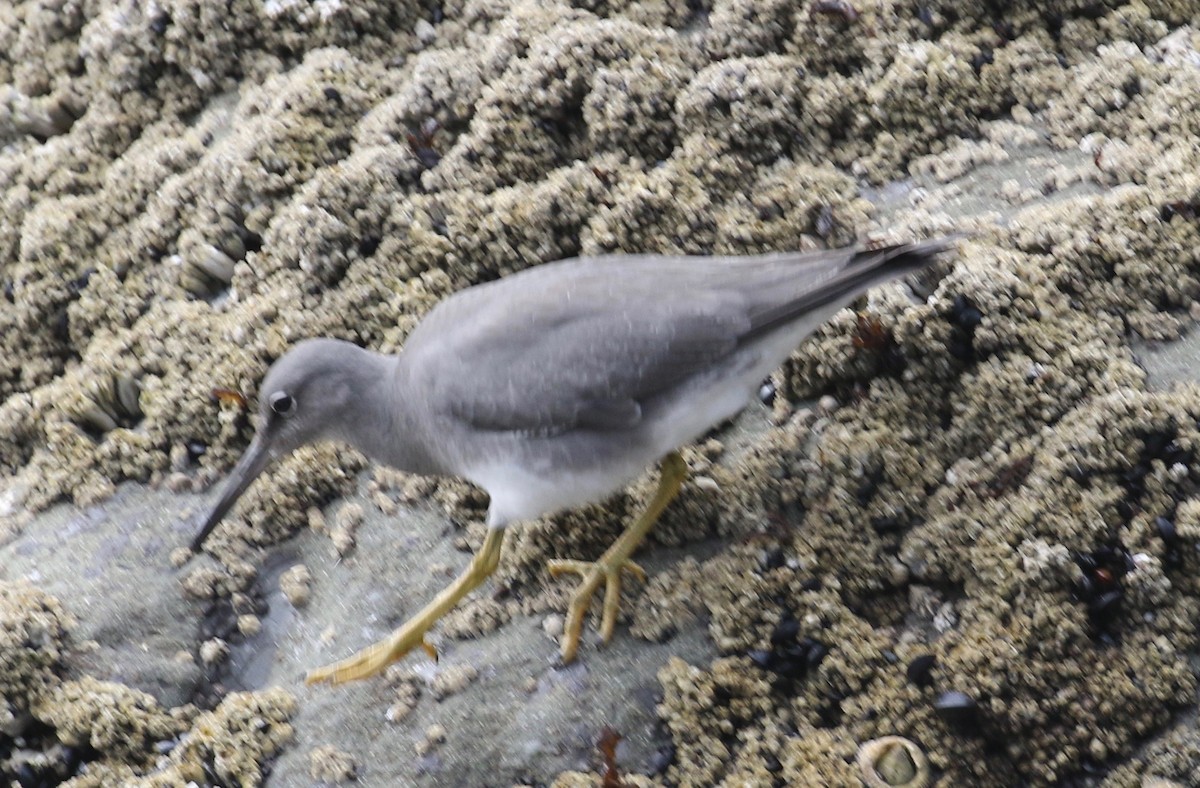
left=269, top=391, right=295, bottom=416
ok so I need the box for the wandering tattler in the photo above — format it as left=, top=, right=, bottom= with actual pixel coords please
left=190, top=238, right=954, bottom=685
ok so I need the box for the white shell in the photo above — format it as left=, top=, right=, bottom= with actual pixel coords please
left=857, top=736, right=931, bottom=788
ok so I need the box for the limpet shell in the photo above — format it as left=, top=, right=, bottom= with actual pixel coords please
left=857, top=736, right=930, bottom=788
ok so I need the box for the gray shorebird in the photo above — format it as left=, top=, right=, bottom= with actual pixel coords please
left=190, top=239, right=955, bottom=685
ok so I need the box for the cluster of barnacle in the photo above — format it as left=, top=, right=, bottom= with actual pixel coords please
left=839, top=648, right=983, bottom=782
left=59, top=372, right=143, bottom=438
left=175, top=207, right=263, bottom=298
left=969, top=454, right=1034, bottom=500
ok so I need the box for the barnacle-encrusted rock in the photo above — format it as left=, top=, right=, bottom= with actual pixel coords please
left=279, top=564, right=313, bottom=607
left=33, top=677, right=185, bottom=765
left=428, top=15, right=688, bottom=193
left=675, top=55, right=810, bottom=165
left=702, top=0, right=797, bottom=60
left=0, top=581, right=72, bottom=736
left=0, top=85, right=82, bottom=140
left=584, top=52, right=691, bottom=160
left=714, top=160, right=869, bottom=253
left=4, top=0, right=1200, bottom=785
left=859, top=34, right=1015, bottom=177
left=67, top=687, right=300, bottom=788
left=309, top=743, right=358, bottom=783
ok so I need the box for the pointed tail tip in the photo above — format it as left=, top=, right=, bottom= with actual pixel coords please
left=891, top=233, right=966, bottom=259
left=870, top=233, right=965, bottom=274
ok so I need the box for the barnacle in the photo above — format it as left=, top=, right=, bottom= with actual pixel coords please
left=60, top=372, right=143, bottom=437
left=179, top=243, right=238, bottom=296
left=176, top=210, right=258, bottom=297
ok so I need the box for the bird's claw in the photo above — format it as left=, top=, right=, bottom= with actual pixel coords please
left=547, top=556, right=647, bottom=662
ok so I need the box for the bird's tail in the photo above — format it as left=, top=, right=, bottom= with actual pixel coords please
left=745, top=236, right=958, bottom=341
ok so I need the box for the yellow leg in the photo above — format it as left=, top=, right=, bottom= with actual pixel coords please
left=306, top=528, right=505, bottom=685
left=547, top=451, right=688, bottom=663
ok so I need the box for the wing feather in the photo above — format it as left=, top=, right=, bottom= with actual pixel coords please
left=413, top=289, right=747, bottom=433
left=402, top=241, right=950, bottom=435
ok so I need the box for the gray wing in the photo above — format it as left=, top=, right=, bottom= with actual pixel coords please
left=403, top=241, right=948, bottom=434
left=409, top=276, right=752, bottom=433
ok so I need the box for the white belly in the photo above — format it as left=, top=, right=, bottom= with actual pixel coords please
left=469, top=459, right=653, bottom=527
left=468, top=320, right=818, bottom=527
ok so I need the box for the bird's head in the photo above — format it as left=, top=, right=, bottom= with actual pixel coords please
left=189, top=338, right=373, bottom=552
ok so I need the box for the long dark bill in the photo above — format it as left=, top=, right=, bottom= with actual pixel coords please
left=189, top=436, right=273, bottom=552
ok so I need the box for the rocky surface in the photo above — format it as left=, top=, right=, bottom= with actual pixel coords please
left=3, top=0, right=1200, bottom=785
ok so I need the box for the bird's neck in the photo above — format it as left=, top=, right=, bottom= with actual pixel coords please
left=338, top=350, right=441, bottom=476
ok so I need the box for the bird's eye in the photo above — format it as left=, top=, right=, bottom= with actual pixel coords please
left=269, top=391, right=295, bottom=416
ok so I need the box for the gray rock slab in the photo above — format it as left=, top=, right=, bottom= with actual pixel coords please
left=1, top=469, right=715, bottom=785
left=238, top=486, right=714, bottom=786
left=1135, top=329, right=1200, bottom=391
left=0, top=484, right=206, bottom=709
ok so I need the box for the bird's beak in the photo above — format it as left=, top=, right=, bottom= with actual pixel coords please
left=190, top=435, right=273, bottom=552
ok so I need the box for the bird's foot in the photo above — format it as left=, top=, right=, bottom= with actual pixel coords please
left=307, top=528, right=505, bottom=686
left=306, top=628, right=438, bottom=686
left=547, top=556, right=648, bottom=663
